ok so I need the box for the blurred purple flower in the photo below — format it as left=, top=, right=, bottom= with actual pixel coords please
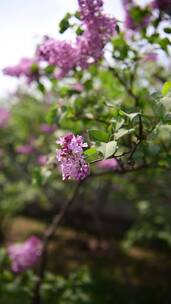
left=3, top=58, right=39, bottom=83
left=76, top=0, right=116, bottom=67
left=0, top=108, right=10, bottom=128
left=16, top=144, right=34, bottom=155
left=37, top=39, right=78, bottom=78
left=37, top=155, right=48, bottom=166
left=56, top=133, right=89, bottom=180
left=97, top=158, right=119, bottom=170
left=71, top=83, right=84, bottom=92
left=143, top=52, right=158, bottom=62
left=40, top=123, right=56, bottom=134
left=78, top=0, right=103, bottom=20
left=8, top=236, right=42, bottom=273
left=37, top=0, right=115, bottom=77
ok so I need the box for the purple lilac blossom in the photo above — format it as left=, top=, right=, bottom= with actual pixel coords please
left=56, top=133, right=89, bottom=181
left=36, top=0, right=115, bottom=77
left=37, top=38, right=78, bottom=78
left=8, top=236, right=42, bottom=273
left=0, top=108, right=10, bottom=128
left=97, top=158, right=119, bottom=170
left=37, top=155, right=48, bottom=166
left=76, top=14, right=115, bottom=68
left=3, top=58, right=38, bottom=83
left=78, top=0, right=103, bottom=20
left=16, top=144, right=34, bottom=155
left=40, top=123, right=56, bottom=134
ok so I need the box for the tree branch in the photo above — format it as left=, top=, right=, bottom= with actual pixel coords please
left=89, top=162, right=160, bottom=178
left=32, top=181, right=81, bottom=304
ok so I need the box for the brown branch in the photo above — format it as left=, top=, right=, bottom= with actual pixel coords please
left=88, top=162, right=159, bottom=179
left=32, top=181, right=81, bottom=304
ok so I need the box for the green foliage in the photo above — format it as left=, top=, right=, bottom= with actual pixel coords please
left=1, top=3, right=171, bottom=303
left=162, top=81, right=171, bottom=96
left=0, top=267, right=92, bottom=304
left=59, top=13, right=72, bottom=33
left=98, top=141, right=117, bottom=159
left=123, top=200, right=171, bottom=250
left=88, top=130, right=109, bottom=143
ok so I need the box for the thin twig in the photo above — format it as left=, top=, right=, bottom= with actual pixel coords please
left=32, top=182, right=81, bottom=304
left=88, top=162, right=159, bottom=178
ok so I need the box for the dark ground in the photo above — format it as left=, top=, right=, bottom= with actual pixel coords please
left=5, top=216, right=171, bottom=304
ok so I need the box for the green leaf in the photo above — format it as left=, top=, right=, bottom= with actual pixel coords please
left=114, top=128, right=134, bottom=140
left=84, top=148, right=100, bottom=163
left=84, top=148, right=97, bottom=156
left=76, top=26, right=84, bottom=36
left=59, top=13, right=71, bottom=33
left=37, top=82, right=46, bottom=94
left=31, top=63, right=39, bottom=73
left=164, top=27, right=171, bottom=34
left=33, top=168, right=43, bottom=186
left=158, top=37, right=170, bottom=53
left=98, top=140, right=117, bottom=159
left=44, top=65, right=55, bottom=74
left=119, top=110, right=140, bottom=121
left=75, top=11, right=81, bottom=20
left=115, top=118, right=125, bottom=130
left=89, top=130, right=109, bottom=143
left=162, top=81, right=171, bottom=96
left=46, top=106, right=58, bottom=124
left=150, top=92, right=165, bottom=118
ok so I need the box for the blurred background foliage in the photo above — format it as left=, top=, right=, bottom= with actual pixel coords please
left=1, top=1, right=171, bottom=303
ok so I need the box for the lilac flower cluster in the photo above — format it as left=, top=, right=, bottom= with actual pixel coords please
left=122, top=0, right=151, bottom=31
left=56, top=133, right=89, bottom=181
left=0, top=108, right=10, bottom=128
left=3, top=58, right=38, bottom=83
left=77, top=0, right=115, bottom=65
left=37, top=0, right=115, bottom=77
left=78, top=0, right=103, bottom=20
left=37, top=39, right=78, bottom=78
left=8, top=236, right=42, bottom=273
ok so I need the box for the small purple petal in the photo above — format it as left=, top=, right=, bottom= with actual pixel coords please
left=97, top=158, right=119, bottom=170
left=16, top=144, right=33, bottom=155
